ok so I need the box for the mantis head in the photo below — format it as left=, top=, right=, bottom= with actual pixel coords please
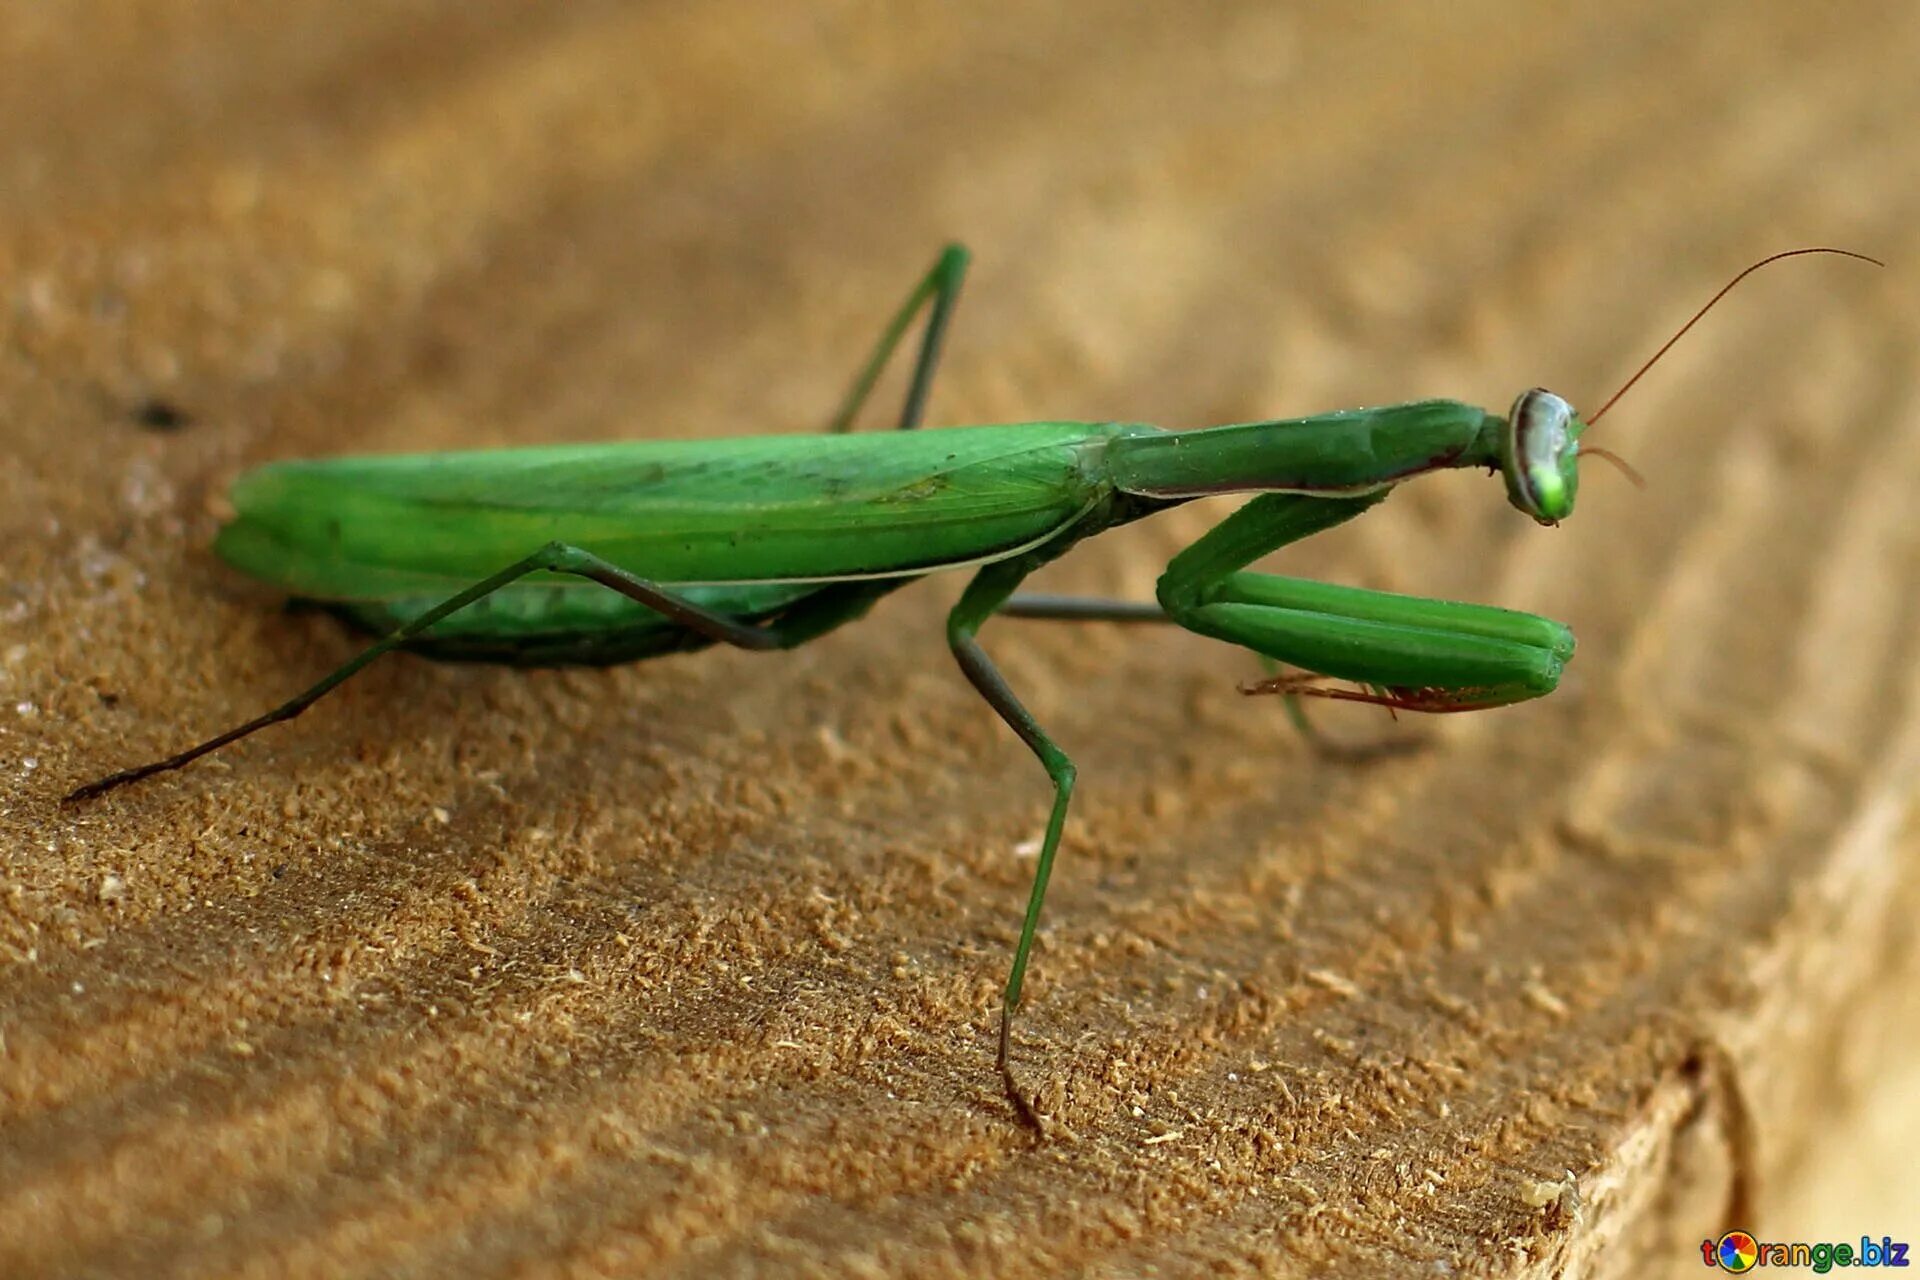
left=1499, top=388, right=1584, bottom=526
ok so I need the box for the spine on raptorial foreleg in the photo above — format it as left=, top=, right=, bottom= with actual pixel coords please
left=1101, top=399, right=1504, bottom=498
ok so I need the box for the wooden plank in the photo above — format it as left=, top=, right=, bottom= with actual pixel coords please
left=3, top=3, right=1916, bottom=1275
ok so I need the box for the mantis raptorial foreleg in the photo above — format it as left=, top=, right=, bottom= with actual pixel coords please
left=998, top=503, right=1424, bottom=755
left=997, top=594, right=1429, bottom=760
left=1158, top=492, right=1572, bottom=711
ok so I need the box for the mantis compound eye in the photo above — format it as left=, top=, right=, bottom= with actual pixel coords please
left=1501, top=387, right=1583, bottom=525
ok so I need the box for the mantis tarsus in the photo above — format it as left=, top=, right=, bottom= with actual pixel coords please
left=67, top=243, right=1879, bottom=1128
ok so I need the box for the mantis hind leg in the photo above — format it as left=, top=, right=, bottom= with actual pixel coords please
left=65, top=544, right=894, bottom=802
left=824, top=243, right=969, bottom=433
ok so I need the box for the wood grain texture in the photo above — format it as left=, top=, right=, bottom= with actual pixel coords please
left=4, top=4, right=1917, bottom=1276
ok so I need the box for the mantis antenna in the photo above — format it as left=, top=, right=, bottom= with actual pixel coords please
left=1585, top=246, right=1884, bottom=427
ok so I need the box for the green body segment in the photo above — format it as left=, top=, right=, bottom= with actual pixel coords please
left=216, top=420, right=1159, bottom=658
left=217, top=421, right=1152, bottom=601
left=1105, top=399, right=1503, bottom=497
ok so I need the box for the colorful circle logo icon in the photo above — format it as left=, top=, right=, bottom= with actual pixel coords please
left=1716, top=1232, right=1759, bottom=1272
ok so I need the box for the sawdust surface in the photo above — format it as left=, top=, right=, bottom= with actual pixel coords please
left=3, top=4, right=1918, bottom=1277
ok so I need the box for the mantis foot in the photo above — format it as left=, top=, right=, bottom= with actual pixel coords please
left=998, top=1009, right=1048, bottom=1137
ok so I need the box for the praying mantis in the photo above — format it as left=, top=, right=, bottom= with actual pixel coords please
left=67, top=243, right=1878, bottom=1127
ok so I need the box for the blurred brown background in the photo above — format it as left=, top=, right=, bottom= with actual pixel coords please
left=3, top=4, right=1917, bottom=1276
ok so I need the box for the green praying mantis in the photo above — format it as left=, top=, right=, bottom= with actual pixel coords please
left=67, top=243, right=1878, bottom=1128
